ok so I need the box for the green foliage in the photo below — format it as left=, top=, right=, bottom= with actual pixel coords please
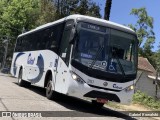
left=55, top=0, right=101, bottom=18
left=37, top=0, right=57, bottom=25
left=152, top=43, right=160, bottom=70
left=133, top=91, right=160, bottom=110
left=0, top=0, right=40, bottom=67
left=77, top=0, right=101, bottom=18
left=128, top=7, right=156, bottom=68
left=0, top=0, right=40, bottom=36
left=129, top=7, right=155, bottom=48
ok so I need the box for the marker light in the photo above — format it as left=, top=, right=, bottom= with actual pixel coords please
left=130, top=85, right=134, bottom=90
left=125, top=85, right=134, bottom=92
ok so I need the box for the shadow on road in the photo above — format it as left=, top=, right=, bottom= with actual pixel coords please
left=13, top=82, right=136, bottom=120
left=13, top=82, right=46, bottom=97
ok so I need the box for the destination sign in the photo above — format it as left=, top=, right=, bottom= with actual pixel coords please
left=81, top=22, right=106, bottom=33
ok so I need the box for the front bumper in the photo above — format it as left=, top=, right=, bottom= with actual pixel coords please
left=67, top=81, right=134, bottom=105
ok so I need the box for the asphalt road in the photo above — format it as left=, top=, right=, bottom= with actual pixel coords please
left=0, top=73, right=148, bottom=120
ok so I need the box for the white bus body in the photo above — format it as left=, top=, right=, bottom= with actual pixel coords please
left=11, top=15, right=138, bottom=106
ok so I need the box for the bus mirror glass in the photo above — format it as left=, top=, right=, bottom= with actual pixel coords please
left=69, top=27, right=76, bottom=44
left=62, top=53, right=66, bottom=58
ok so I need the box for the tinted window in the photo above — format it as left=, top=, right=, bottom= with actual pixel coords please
left=59, top=20, right=74, bottom=65
left=36, top=23, right=64, bottom=53
left=37, top=29, right=48, bottom=50
left=15, top=22, right=65, bottom=53
left=48, top=24, right=64, bottom=52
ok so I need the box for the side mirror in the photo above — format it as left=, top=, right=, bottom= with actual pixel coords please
left=69, top=27, right=76, bottom=44
left=61, top=53, right=66, bottom=58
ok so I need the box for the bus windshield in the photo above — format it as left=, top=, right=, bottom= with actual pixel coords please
left=73, top=23, right=137, bottom=76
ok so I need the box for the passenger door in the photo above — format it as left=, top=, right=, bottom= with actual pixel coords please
left=55, top=20, right=74, bottom=93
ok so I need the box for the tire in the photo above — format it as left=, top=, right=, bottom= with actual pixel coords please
left=18, top=69, right=31, bottom=87
left=46, top=75, right=55, bottom=100
left=92, top=100, right=104, bottom=108
left=18, top=69, right=26, bottom=86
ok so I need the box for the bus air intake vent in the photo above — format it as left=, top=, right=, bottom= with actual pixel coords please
left=84, top=90, right=120, bottom=103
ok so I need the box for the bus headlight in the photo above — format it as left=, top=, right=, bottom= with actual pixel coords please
left=72, top=74, right=77, bottom=80
left=125, top=85, right=134, bottom=92
left=71, top=72, right=84, bottom=84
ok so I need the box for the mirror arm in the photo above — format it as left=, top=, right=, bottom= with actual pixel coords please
left=69, top=27, right=77, bottom=44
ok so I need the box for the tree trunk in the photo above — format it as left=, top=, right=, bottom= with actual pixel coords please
left=104, top=0, right=112, bottom=20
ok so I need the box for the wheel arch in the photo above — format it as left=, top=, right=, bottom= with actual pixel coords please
left=16, top=65, right=23, bottom=78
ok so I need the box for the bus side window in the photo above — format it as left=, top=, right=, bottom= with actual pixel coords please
left=22, top=36, right=28, bottom=51
left=38, top=30, right=48, bottom=50
left=36, top=31, right=41, bottom=50
left=59, top=28, right=72, bottom=65
left=48, top=23, right=64, bottom=54
left=28, top=34, right=33, bottom=51
left=30, top=33, right=37, bottom=51
left=48, top=28, right=58, bottom=52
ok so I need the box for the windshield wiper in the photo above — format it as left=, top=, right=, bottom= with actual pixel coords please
left=112, top=50, right=126, bottom=77
left=89, top=46, right=104, bottom=69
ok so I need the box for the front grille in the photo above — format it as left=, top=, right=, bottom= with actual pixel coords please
left=84, top=90, right=120, bottom=102
left=88, top=84, right=121, bottom=92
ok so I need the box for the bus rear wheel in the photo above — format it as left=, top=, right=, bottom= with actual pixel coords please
left=92, top=100, right=104, bottom=108
left=46, top=76, right=55, bottom=100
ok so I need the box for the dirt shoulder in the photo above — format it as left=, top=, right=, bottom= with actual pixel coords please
left=106, top=102, right=160, bottom=120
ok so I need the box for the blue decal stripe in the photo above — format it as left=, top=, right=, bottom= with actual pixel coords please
left=13, top=53, right=25, bottom=75
left=28, top=54, right=44, bottom=83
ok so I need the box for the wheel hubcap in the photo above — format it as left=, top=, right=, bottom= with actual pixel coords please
left=47, top=81, right=52, bottom=94
left=18, top=77, right=21, bottom=83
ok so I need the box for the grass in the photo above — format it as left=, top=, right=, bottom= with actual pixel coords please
left=132, top=90, right=160, bottom=110
left=106, top=91, right=160, bottom=111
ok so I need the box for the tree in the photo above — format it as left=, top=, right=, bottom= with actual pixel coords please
left=104, top=0, right=112, bottom=20
left=0, top=0, right=40, bottom=37
left=0, top=0, right=40, bottom=67
left=37, top=0, right=57, bottom=25
left=151, top=45, right=160, bottom=94
left=128, top=8, right=155, bottom=66
left=54, top=0, right=101, bottom=18
left=129, top=8, right=155, bottom=47
left=74, top=0, right=101, bottom=18
left=153, top=43, right=160, bottom=70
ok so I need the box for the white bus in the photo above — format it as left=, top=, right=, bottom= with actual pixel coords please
left=11, top=15, right=138, bottom=107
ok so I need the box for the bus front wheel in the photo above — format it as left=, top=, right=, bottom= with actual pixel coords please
left=46, top=76, right=55, bottom=100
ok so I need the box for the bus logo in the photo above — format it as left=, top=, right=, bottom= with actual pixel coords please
left=103, top=82, right=108, bottom=86
left=113, top=84, right=122, bottom=89
left=27, top=53, right=35, bottom=65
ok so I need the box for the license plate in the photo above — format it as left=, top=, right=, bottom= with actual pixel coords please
left=97, top=98, right=107, bottom=103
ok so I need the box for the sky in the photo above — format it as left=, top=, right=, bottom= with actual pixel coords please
left=93, top=0, right=160, bottom=51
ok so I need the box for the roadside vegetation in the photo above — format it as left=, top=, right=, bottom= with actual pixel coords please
left=133, top=90, right=160, bottom=110
left=107, top=91, right=160, bottom=111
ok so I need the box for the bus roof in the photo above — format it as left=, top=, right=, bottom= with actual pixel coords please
left=18, top=14, right=135, bottom=37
